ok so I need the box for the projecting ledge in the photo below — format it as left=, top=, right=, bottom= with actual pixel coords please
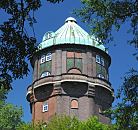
left=26, top=74, right=113, bottom=95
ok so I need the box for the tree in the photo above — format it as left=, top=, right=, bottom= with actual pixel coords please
left=18, top=115, right=115, bottom=130
left=0, top=0, right=41, bottom=87
left=74, top=0, right=138, bottom=48
left=108, top=69, right=138, bottom=130
left=0, top=0, right=65, bottom=89
left=0, top=103, right=23, bottom=130
left=46, top=115, right=115, bottom=130
left=0, top=85, right=23, bottom=130
left=81, top=116, right=114, bottom=130
left=46, top=115, right=80, bottom=130
left=16, top=122, right=45, bottom=130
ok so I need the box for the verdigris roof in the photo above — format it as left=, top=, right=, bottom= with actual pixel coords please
left=38, top=17, right=107, bottom=53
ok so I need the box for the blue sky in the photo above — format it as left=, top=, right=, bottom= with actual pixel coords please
left=5, top=1, right=137, bottom=122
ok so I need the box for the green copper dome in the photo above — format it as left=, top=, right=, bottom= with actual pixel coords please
left=38, top=17, right=107, bottom=53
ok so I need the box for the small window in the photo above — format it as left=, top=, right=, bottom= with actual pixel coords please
left=97, top=74, right=105, bottom=79
left=43, top=103, right=48, bottom=112
left=41, top=55, right=46, bottom=64
left=41, top=71, right=51, bottom=78
left=96, top=55, right=101, bottom=64
left=46, top=53, right=52, bottom=61
left=71, top=99, right=78, bottom=109
left=96, top=55, right=105, bottom=66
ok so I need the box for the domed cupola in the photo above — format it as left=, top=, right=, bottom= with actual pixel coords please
left=38, top=17, right=107, bottom=53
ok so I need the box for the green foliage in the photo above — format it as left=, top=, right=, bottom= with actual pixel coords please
left=0, top=103, right=23, bottom=130
left=83, top=116, right=114, bottom=130
left=46, top=115, right=115, bottom=130
left=0, top=0, right=41, bottom=87
left=0, top=87, right=8, bottom=108
left=74, top=0, right=138, bottom=49
left=18, top=122, right=48, bottom=130
left=46, top=115, right=80, bottom=130
left=0, top=88, right=23, bottom=130
left=18, top=115, right=115, bottom=130
left=0, top=0, right=64, bottom=90
left=16, top=122, right=34, bottom=130
left=16, top=122, right=46, bottom=130
left=107, top=69, right=138, bottom=130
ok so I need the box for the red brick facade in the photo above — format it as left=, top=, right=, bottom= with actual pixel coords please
left=27, top=45, right=114, bottom=124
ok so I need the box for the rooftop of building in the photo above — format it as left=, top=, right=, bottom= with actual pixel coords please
left=38, top=17, right=107, bottom=53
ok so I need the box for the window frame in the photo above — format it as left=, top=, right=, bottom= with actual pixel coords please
left=96, top=55, right=105, bottom=66
left=40, top=71, right=51, bottom=78
left=42, top=103, right=48, bottom=112
left=40, top=55, right=46, bottom=64
left=46, top=53, right=52, bottom=62
left=71, top=99, right=79, bottom=109
left=97, top=73, right=105, bottom=79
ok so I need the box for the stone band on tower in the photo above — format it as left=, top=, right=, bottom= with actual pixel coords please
left=26, top=17, right=114, bottom=124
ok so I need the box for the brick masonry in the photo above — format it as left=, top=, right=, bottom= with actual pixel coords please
left=27, top=45, right=114, bottom=124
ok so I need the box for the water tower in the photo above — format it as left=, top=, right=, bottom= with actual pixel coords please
left=26, top=17, right=114, bottom=124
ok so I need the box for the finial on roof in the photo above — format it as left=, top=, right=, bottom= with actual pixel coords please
left=65, top=17, right=77, bottom=23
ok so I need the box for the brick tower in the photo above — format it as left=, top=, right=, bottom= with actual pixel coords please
left=26, top=17, right=114, bottom=124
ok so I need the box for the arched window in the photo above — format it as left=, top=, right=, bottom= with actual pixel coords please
left=71, top=99, right=79, bottom=109
left=40, top=55, right=46, bottom=64
left=97, top=74, right=105, bottom=79
left=46, top=53, right=52, bottom=61
left=40, top=71, right=51, bottom=78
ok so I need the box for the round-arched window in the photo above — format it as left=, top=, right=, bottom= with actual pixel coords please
left=97, top=74, right=105, bottom=79
left=41, top=71, right=51, bottom=78
left=71, top=99, right=79, bottom=109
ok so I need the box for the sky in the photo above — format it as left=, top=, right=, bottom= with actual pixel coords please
left=4, top=1, right=137, bottom=122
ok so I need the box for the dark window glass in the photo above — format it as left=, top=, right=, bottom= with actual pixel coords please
left=75, top=58, right=82, bottom=71
left=67, top=58, right=74, bottom=71
left=96, top=63, right=107, bottom=79
left=96, top=55, right=101, bottom=64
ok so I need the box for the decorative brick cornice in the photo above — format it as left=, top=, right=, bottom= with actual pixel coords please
left=88, top=83, right=95, bottom=97
left=53, top=82, right=62, bottom=95
left=26, top=74, right=114, bottom=102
